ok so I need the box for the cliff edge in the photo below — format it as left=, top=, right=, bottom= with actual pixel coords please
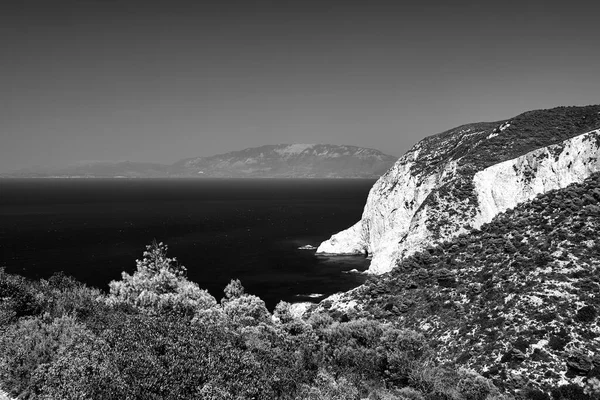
left=317, top=105, right=600, bottom=273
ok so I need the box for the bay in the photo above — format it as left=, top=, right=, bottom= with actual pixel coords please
left=0, top=178, right=372, bottom=309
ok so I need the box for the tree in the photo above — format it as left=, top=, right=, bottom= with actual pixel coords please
left=223, top=278, right=245, bottom=301
left=107, top=242, right=216, bottom=317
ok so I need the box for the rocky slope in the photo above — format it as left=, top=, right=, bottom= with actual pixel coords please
left=320, top=174, right=600, bottom=395
left=2, top=144, right=396, bottom=179
left=317, top=105, right=600, bottom=273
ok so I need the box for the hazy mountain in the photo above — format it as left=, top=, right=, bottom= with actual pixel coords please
left=172, top=144, right=397, bottom=178
left=1, top=144, right=397, bottom=179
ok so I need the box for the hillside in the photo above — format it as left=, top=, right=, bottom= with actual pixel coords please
left=317, top=105, right=600, bottom=273
left=321, top=173, right=600, bottom=396
left=1, top=144, right=396, bottom=179
left=0, top=245, right=519, bottom=400
left=171, top=144, right=396, bottom=178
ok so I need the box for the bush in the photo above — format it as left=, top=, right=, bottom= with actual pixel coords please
left=223, top=293, right=271, bottom=326
left=455, top=368, right=498, bottom=400
left=274, top=301, right=294, bottom=324
left=39, top=273, right=105, bottom=321
left=0, top=269, right=42, bottom=321
left=409, top=365, right=456, bottom=397
left=34, top=331, right=127, bottom=400
left=223, top=278, right=245, bottom=300
left=296, top=370, right=360, bottom=400
left=0, top=315, right=90, bottom=398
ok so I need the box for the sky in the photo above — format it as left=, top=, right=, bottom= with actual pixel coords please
left=1, top=0, right=599, bottom=171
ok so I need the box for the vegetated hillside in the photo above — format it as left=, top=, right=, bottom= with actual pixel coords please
left=317, top=104, right=600, bottom=274
left=172, top=143, right=397, bottom=178
left=1, top=244, right=524, bottom=400
left=330, top=173, right=600, bottom=396
left=411, top=105, right=600, bottom=177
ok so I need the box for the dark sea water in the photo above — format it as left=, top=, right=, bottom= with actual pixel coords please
left=0, top=178, right=373, bottom=309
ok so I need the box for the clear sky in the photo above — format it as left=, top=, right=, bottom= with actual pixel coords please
left=1, top=0, right=599, bottom=171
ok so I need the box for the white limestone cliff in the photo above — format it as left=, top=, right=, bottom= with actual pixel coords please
left=317, top=128, right=600, bottom=274
left=473, top=132, right=600, bottom=225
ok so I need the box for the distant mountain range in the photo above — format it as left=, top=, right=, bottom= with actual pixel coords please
left=1, top=144, right=397, bottom=179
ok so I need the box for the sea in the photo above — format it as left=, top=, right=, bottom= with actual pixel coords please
left=0, top=178, right=373, bottom=309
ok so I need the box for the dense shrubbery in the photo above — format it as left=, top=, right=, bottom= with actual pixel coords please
left=0, top=242, right=506, bottom=399
left=351, top=173, right=600, bottom=397
left=409, top=105, right=600, bottom=177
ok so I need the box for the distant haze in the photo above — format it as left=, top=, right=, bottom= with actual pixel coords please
left=1, top=0, right=599, bottom=172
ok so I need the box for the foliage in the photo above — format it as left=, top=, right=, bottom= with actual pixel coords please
left=222, top=291, right=271, bottom=326
left=107, top=241, right=216, bottom=317
left=223, top=278, right=245, bottom=300
left=455, top=368, right=499, bottom=400
left=296, top=370, right=360, bottom=400
left=351, top=173, right=600, bottom=394
left=0, top=268, right=43, bottom=323
left=0, top=315, right=91, bottom=398
left=0, top=241, right=510, bottom=400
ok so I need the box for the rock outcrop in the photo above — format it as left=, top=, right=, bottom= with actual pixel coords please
left=317, top=105, right=600, bottom=273
left=342, top=173, right=600, bottom=393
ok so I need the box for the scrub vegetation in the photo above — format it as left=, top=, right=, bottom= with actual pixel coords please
left=1, top=243, right=504, bottom=400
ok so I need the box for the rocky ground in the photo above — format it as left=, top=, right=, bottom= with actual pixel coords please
left=318, top=173, right=600, bottom=396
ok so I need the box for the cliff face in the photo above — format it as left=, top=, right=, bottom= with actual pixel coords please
left=317, top=105, right=600, bottom=274
left=340, top=173, right=600, bottom=393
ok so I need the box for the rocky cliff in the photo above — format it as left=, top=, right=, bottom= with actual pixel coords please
left=325, top=173, right=600, bottom=394
left=317, top=105, right=600, bottom=273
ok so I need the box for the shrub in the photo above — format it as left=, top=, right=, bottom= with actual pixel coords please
left=296, top=370, right=360, bottom=400
left=0, top=315, right=90, bottom=398
left=455, top=368, right=498, bottom=400
left=274, top=300, right=294, bottom=324
left=0, top=269, right=42, bottom=321
left=222, top=293, right=271, bottom=326
left=34, top=331, right=127, bottom=400
left=39, top=273, right=105, bottom=321
left=390, top=387, right=425, bottom=400
left=383, top=329, right=428, bottom=385
left=408, top=364, right=461, bottom=398
left=223, top=278, right=245, bottom=300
